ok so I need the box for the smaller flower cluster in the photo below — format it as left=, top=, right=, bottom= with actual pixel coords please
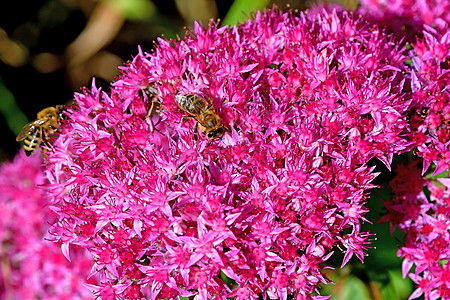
left=357, top=0, right=450, bottom=42
left=0, top=151, right=97, bottom=299
left=381, top=162, right=450, bottom=300
left=409, top=27, right=450, bottom=175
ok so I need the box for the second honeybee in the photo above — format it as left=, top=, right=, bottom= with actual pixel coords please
left=16, top=105, right=66, bottom=156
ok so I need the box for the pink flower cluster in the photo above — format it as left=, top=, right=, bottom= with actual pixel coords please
left=409, top=27, right=450, bottom=175
left=0, top=151, right=97, bottom=299
left=42, top=8, right=416, bottom=300
left=357, top=0, right=450, bottom=42
left=356, top=2, right=450, bottom=299
left=380, top=162, right=450, bottom=300
left=375, top=25, right=450, bottom=300
left=1, top=2, right=448, bottom=299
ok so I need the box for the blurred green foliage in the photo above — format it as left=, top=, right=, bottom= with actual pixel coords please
left=222, top=0, right=272, bottom=25
left=0, top=75, right=28, bottom=135
left=106, top=0, right=157, bottom=20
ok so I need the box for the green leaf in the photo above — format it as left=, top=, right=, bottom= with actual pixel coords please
left=429, top=170, right=449, bottom=180
left=0, top=75, right=28, bottom=135
left=222, top=0, right=271, bottom=25
left=341, top=276, right=372, bottom=300
left=105, top=0, right=156, bottom=20
left=388, top=269, right=413, bottom=299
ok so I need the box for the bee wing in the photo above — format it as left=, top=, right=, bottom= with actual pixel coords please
left=16, top=122, right=34, bottom=142
left=15, top=119, right=45, bottom=142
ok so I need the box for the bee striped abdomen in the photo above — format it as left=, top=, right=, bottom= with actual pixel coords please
left=22, top=127, right=42, bottom=156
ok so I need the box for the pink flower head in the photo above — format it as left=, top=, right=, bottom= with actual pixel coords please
left=357, top=0, right=450, bottom=42
left=408, top=27, right=450, bottom=175
left=44, top=8, right=413, bottom=299
left=0, top=150, right=97, bottom=299
left=384, top=162, right=450, bottom=300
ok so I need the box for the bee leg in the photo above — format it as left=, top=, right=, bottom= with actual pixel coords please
left=179, top=115, right=197, bottom=138
left=145, top=96, right=161, bottom=119
left=206, top=138, right=213, bottom=147
left=144, top=85, right=161, bottom=119
left=42, top=131, right=52, bottom=146
left=145, top=100, right=155, bottom=119
left=40, top=139, right=51, bottom=155
left=194, top=122, right=199, bottom=141
left=181, top=115, right=194, bottom=124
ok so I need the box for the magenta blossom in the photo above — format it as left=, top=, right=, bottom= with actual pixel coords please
left=357, top=0, right=450, bottom=42
left=408, top=26, right=450, bottom=175
left=43, top=8, right=415, bottom=299
left=381, top=162, right=450, bottom=300
left=0, top=150, right=97, bottom=299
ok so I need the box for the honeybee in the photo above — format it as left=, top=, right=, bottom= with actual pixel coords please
left=175, top=94, right=225, bottom=139
left=16, top=105, right=66, bottom=156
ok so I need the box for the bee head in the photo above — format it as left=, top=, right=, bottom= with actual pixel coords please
left=56, top=105, right=67, bottom=120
